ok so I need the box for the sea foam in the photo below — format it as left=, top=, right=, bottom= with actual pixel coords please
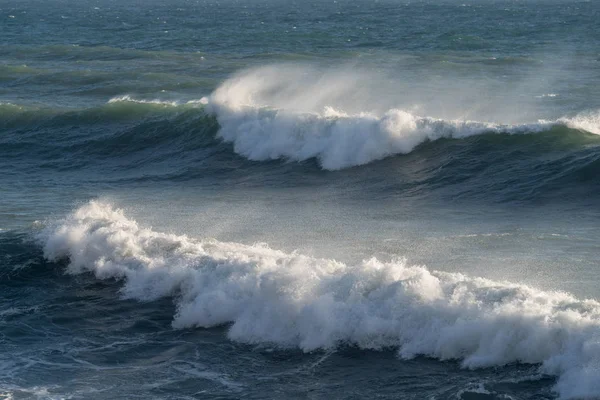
left=40, top=201, right=600, bottom=399
left=108, top=95, right=208, bottom=107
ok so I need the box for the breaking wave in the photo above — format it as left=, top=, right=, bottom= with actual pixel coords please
left=206, top=66, right=600, bottom=170
left=1, top=96, right=599, bottom=173
left=39, top=201, right=600, bottom=399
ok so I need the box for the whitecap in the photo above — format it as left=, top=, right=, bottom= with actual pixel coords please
left=38, top=201, right=600, bottom=399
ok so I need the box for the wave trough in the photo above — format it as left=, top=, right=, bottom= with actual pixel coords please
left=40, top=201, right=600, bottom=399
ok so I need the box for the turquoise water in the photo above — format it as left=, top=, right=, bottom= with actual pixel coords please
left=1, top=0, right=600, bottom=399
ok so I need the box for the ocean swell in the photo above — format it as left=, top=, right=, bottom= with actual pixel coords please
left=2, top=93, right=599, bottom=174
left=40, top=201, right=600, bottom=399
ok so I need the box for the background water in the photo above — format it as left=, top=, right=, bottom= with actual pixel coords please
left=1, top=0, right=600, bottom=399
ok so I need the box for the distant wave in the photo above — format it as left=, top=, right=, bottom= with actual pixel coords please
left=39, top=201, right=600, bottom=399
left=206, top=65, right=600, bottom=170
left=1, top=94, right=598, bottom=173
left=210, top=102, right=600, bottom=170
left=0, top=97, right=206, bottom=125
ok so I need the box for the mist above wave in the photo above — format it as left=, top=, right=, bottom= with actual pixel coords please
left=39, top=201, right=600, bottom=399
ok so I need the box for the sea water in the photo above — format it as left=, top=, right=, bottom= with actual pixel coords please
left=1, top=0, right=600, bottom=398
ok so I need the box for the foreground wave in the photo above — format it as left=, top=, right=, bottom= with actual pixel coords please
left=39, top=201, right=600, bottom=399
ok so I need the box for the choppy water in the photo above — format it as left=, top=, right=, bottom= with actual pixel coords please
left=1, top=0, right=600, bottom=399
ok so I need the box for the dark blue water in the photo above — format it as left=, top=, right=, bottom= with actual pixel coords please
left=2, top=0, right=600, bottom=399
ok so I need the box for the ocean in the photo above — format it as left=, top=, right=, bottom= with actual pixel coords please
left=1, top=0, right=600, bottom=398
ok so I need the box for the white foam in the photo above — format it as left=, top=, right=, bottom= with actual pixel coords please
left=108, top=95, right=180, bottom=106
left=455, top=383, right=492, bottom=399
left=205, top=65, right=600, bottom=170
left=213, top=104, right=556, bottom=170
left=171, top=361, right=244, bottom=391
left=561, top=111, right=600, bottom=135
left=0, top=102, right=22, bottom=109
left=536, top=93, right=559, bottom=99
left=0, top=385, right=63, bottom=400
left=39, top=201, right=600, bottom=399
left=107, top=95, right=207, bottom=107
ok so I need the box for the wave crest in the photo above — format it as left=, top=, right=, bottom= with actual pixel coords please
left=40, top=201, right=600, bottom=399
left=210, top=103, right=564, bottom=170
